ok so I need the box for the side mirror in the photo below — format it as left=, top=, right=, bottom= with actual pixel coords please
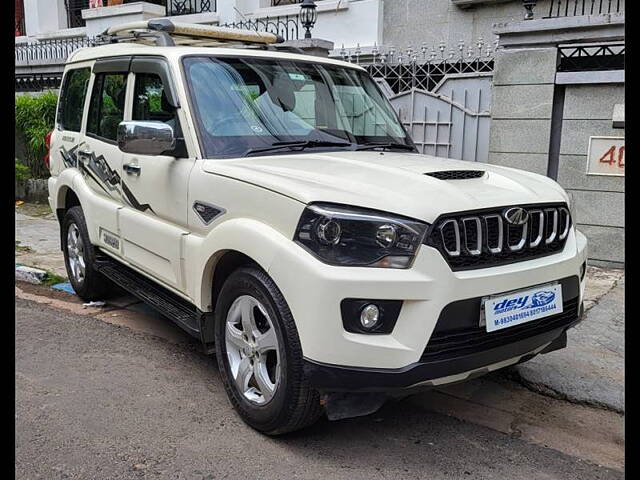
left=117, top=121, right=177, bottom=156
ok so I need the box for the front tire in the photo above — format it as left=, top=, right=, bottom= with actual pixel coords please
left=62, top=206, right=111, bottom=301
left=214, top=267, right=323, bottom=435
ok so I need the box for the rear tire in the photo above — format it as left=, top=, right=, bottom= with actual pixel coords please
left=61, top=206, right=111, bottom=301
left=214, top=266, right=323, bottom=435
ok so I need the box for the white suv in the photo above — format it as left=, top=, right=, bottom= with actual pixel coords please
left=47, top=21, right=588, bottom=435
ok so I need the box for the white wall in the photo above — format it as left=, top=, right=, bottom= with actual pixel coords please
left=23, top=0, right=68, bottom=37
left=234, top=0, right=383, bottom=49
left=20, top=0, right=382, bottom=49
left=313, top=0, right=382, bottom=49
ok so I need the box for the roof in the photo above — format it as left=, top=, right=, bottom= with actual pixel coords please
left=67, top=42, right=364, bottom=71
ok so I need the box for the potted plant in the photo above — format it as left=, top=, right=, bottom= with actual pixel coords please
left=107, top=0, right=124, bottom=5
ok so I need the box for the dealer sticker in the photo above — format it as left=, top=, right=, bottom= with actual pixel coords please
left=483, top=283, right=563, bottom=333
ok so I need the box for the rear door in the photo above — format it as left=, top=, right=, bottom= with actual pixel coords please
left=53, top=66, right=91, bottom=178
left=81, top=58, right=131, bottom=256
left=118, top=57, right=195, bottom=291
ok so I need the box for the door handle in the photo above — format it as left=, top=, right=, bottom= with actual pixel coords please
left=77, top=149, right=92, bottom=160
left=123, top=163, right=141, bottom=175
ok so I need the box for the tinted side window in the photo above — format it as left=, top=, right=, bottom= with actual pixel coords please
left=132, top=73, right=180, bottom=134
left=87, top=73, right=128, bottom=142
left=58, top=68, right=91, bottom=132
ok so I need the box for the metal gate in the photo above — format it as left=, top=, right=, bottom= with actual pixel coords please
left=340, top=40, right=497, bottom=162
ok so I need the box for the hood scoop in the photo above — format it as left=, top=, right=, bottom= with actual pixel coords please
left=425, top=170, right=486, bottom=180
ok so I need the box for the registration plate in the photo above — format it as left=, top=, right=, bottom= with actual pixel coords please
left=482, top=283, right=563, bottom=333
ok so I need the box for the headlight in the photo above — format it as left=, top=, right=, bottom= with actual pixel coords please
left=294, top=203, right=429, bottom=268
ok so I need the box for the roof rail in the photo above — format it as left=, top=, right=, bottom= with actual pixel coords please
left=100, top=19, right=285, bottom=48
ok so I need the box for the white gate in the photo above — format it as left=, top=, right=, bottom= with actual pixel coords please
left=341, top=41, right=497, bottom=162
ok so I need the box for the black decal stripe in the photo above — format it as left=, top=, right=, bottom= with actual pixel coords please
left=82, top=167, right=113, bottom=196
left=60, top=143, right=121, bottom=197
left=60, top=142, right=154, bottom=215
left=122, top=182, right=155, bottom=214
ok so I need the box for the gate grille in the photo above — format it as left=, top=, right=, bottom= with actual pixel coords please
left=338, top=39, right=498, bottom=162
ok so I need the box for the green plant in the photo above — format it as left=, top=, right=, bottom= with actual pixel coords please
left=43, top=271, right=67, bottom=286
left=148, top=92, right=162, bottom=112
left=15, top=158, right=31, bottom=182
left=15, top=241, right=33, bottom=253
left=15, top=92, right=58, bottom=179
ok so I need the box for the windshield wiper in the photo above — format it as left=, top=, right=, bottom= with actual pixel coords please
left=355, top=142, right=417, bottom=152
left=245, top=140, right=353, bottom=156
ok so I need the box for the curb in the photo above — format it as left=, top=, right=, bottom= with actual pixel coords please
left=15, top=265, right=48, bottom=284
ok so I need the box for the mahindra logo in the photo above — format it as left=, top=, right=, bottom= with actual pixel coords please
left=503, top=207, right=529, bottom=225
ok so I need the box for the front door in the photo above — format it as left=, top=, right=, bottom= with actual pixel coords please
left=118, top=69, right=195, bottom=291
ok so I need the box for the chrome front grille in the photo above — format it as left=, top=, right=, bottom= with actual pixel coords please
left=424, top=204, right=571, bottom=270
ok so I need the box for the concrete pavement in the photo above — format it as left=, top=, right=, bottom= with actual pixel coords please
left=514, top=274, right=624, bottom=412
left=15, top=205, right=66, bottom=277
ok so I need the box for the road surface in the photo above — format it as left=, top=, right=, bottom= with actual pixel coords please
left=15, top=291, right=623, bottom=479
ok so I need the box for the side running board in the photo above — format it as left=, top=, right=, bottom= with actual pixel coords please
left=94, top=254, right=213, bottom=350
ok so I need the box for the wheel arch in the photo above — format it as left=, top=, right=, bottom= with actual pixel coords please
left=209, top=250, right=260, bottom=312
left=54, top=181, right=83, bottom=251
left=56, top=186, right=81, bottom=217
left=192, top=218, right=295, bottom=312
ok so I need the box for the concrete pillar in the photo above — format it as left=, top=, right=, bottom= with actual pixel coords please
left=490, top=15, right=625, bottom=267
left=488, top=46, right=557, bottom=175
left=278, top=38, right=335, bottom=57
left=82, top=2, right=165, bottom=38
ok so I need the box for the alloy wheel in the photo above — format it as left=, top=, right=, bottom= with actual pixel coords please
left=66, top=223, right=86, bottom=284
left=225, top=295, right=281, bottom=404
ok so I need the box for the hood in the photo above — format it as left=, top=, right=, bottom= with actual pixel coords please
left=202, top=151, right=568, bottom=223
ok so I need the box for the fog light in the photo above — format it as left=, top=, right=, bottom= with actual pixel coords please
left=360, top=304, right=380, bottom=329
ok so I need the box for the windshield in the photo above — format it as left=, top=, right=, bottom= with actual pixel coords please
left=182, top=56, right=413, bottom=157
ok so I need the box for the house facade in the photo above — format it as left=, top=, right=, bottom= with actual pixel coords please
left=15, top=0, right=382, bottom=48
left=15, top=0, right=625, bottom=266
left=339, top=0, right=625, bottom=267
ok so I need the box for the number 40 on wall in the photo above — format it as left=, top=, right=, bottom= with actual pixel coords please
left=587, top=136, right=625, bottom=177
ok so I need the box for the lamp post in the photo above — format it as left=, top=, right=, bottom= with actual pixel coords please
left=300, top=0, right=318, bottom=39
left=523, top=0, right=537, bottom=20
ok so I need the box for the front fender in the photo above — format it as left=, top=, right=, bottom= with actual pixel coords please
left=186, top=217, right=298, bottom=311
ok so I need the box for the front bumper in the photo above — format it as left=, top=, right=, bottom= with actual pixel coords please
left=303, top=298, right=582, bottom=392
left=268, top=227, right=588, bottom=385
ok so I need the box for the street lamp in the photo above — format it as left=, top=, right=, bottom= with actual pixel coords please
left=523, top=0, right=537, bottom=20
left=300, top=0, right=318, bottom=39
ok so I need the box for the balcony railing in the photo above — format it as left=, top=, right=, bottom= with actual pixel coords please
left=163, top=0, right=217, bottom=16
left=546, top=0, right=624, bottom=17
left=15, top=37, right=97, bottom=67
left=221, top=14, right=301, bottom=41
left=64, top=0, right=217, bottom=29
left=16, top=12, right=299, bottom=69
left=65, top=0, right=88, bottom=28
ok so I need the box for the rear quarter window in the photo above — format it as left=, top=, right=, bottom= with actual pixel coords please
left=57, top=67, right=91, bottom=132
